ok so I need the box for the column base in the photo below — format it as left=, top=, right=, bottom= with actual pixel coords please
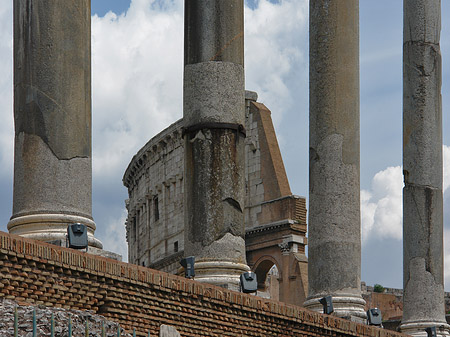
left=400, top=321, right=450, bottom=336
left=304, top=293, right=367, bottom=322
left=7, top=213, right=102, bottom=249
left=187, top=261, right=250, bottom=292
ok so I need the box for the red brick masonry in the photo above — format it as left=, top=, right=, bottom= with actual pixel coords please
left=0, top=231, right=408, bottom=336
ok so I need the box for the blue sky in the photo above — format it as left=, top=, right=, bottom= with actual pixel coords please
left=0, top=0, right=449, bottom=291
left=92, top=0, right=131, bottom=16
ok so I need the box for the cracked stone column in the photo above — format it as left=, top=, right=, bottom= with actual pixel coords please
left=183, top=0, right=249, bottom=290
left=304, top=0, right=366, bottom=321
left=9, top=0, right=102, bottom=248
left=400, top=1, right=449, bottom=335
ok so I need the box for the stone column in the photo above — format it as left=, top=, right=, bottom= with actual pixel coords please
left=183, top=0, right=249, bottom=290
left=304, top=0, right=366, bottom=321
left=9, top=0, right=102, bottom=248
left=400, top=1, right=449, bottom=335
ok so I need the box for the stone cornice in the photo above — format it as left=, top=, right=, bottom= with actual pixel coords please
left=123, top=118, right=184, bottom=188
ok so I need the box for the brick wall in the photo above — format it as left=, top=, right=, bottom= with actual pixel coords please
left=0, top=231, right=407, bottom=336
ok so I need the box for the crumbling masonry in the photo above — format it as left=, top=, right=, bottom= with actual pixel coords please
left=401, top=1, right=449, bottom=335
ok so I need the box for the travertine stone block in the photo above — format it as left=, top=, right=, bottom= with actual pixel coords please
left=160, top=325, right=180, bottom=337
left=184, top=62, right=245, bottom=127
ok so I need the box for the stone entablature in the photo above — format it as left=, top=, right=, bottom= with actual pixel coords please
left=123, top=92, right=308, bottom=282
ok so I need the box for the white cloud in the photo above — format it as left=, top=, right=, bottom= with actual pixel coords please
left=361, top=166, right=403, bottom=242
left=91, top=0, right=184, bottom=183
left=98, top=209, right=129, bottom=261
left=444, top=145, right=450, bottom=192
left=362, top=145, right=450, bottom=244
left=244, top=0, right=308, bottom=129
left=0, top=2, right=13, bottom=178
left=89, top=0, right=185, bottom=257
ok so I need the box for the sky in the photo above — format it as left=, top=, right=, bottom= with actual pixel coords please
left=0, top=0, right=449, bottom=291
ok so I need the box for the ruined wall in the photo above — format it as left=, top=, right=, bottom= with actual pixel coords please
left=0, top=231, right=407, bottom=337
left=361, top=282, right=450, bottom=324
left=123, top=92, right=306, bottom=276
left=244, top=99, right=293, bottom=227
left=0, top=298, right=132, bottom=337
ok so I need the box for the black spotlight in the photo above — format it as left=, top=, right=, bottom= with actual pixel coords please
left=367, top=308, right=382, bottom=326
left=240, top=272, right=258, bottom=293
left=319, top=296, right=333, bottom=315
left=67, top=223, right=88, bottom=251
left=425, top=327, right=437, bottom=337
left=180, top=256, right=195, bottom=278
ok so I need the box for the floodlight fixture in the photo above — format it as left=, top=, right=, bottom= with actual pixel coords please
left=180, top=256, right=195, bottom=278
left=366, top=308, right=382, bottom=326
left=425, top=327, right=437, bottom=337
left=319, top=296, right=334, bottom=315
left=240, top=272, right=258, bottom=293
left=67, top=223, right=88, bottom=251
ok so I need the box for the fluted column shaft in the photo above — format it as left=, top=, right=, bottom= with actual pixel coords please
left=305, top=0, right=365, bottom=320
left=183, top=0, right=248, bottom=290
left=10, top=0, right=101, bottom=248
left=401, top=1, right=449, bottom=335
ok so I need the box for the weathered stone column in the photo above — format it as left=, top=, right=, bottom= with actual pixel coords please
left=400, top=1, right=449, bottom=335
left=183, top=0, right=249, bottom=289
left=304, top=0, right=366, bottom=321
left=9, top=0, right=102, bottom=248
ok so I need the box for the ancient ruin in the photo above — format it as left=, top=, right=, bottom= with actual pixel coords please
left=6, top=0, right=449, bottom=335
left=123, top=92, right=308, bottom=306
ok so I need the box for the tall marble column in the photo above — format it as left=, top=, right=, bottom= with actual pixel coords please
left=400, top=1, right=449, bottom=335
left=183, top=0, right=249, bottom=290
left=9, top=0, right=102, bottom=248
left=304, top=0, right=366, bottom=320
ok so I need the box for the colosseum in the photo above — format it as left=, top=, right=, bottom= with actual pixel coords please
left=123, top=91, right=308, bottom=306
